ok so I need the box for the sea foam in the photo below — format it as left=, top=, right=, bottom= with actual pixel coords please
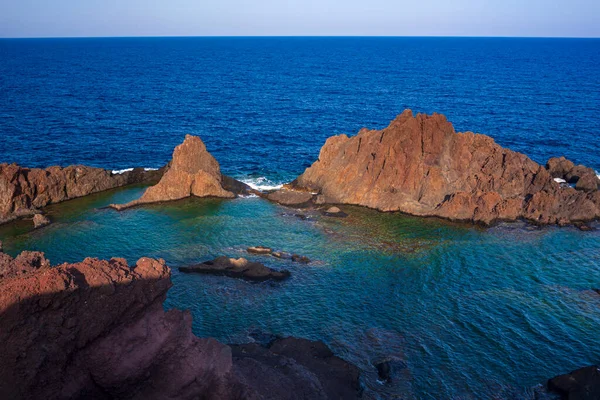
left=238, top=177, right=284, bottom=192
left=111, top=167, right=159, bottom=175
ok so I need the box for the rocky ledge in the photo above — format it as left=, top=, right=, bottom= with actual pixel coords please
left=0, top=250, right=359, bottom=400
left=179, top=256, right=291, bottom=282
left=276, top=110, right=600, bottom=226
left=111, top=135, right=251, bottom=210
left=0, top=163, right=163, bottom=225
left=548, top=365, right=600, bottom=400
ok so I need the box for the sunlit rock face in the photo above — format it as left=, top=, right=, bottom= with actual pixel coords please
left=291, top=110, right=600, bottom=225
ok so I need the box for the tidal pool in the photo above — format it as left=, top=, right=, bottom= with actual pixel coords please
left=1, top=186, right=599, bottom=399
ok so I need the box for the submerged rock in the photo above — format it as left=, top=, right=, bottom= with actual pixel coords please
left=0, top=163, right=163, bottom=225
left=32, top=213, right=50, bottom=229
left=322, top=206, right=348, bottom=218
left=548, top=365, right=600, bottom=400
left=291, top=254, right=311, bottom=264
left=288, top=110, right=600, bottom=226
left=179, top=256, right=290, bottom=282
left=111, top=135, right=240, bottom=210
left=247, top=246, right=273, bottom=255
left=272, top=251, right=292, bottom=259
left=0, top=252, right=359, bottom=400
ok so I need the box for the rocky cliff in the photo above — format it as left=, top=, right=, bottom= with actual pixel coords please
left=0, top=164, right=163, bottom=225
left=288, top=110, right=600, bottom=225
left=0, top=250, right=360, bottom=400
left=112, top=135, right=250, bottom=210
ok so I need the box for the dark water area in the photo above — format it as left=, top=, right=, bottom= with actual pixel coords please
left=1, top=37, right=600, bottom=399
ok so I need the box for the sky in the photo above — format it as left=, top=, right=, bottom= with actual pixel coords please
left=1, top=0, right=599, bottom=38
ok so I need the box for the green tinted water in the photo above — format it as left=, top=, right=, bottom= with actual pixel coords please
left=1, top=187, right=599, bottom=399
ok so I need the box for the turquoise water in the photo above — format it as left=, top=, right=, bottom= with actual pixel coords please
left=2, top=187, right=599, bottom=399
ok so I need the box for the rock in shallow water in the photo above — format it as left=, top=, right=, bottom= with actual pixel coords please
left=111, top=135, right=241, bottom=210
left=32, top=213, right=50, bottom=229
left=247, top=246, right=273, bottom=255
left=179, top=256, right=290, bottom=282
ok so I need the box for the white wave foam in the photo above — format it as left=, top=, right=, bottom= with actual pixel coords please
left=112, top=168, right=134, bottom=174
left=111, top=167, right=159, bottom=175
left=553, top=177, right=567, bottom=184
left=596, top=170, right=600, bottom=180
left=238, top=176, right=284, bottom=192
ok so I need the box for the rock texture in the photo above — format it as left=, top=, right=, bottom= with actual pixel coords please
left=287, top=110, right=600, bottom=225
left=548, top=365, right=600, bottom=400
left=179, top=256, right=291, bottom=282
left=32, top=213, right=51, bottom=229
left=112, top=135, right=243, bottom=210
left=0, top=164, right=163, bottom=225
left=0, top=252, right=359, bottom=400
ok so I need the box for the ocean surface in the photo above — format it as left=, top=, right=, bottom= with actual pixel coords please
left=1, top=37, right=600, bottom=399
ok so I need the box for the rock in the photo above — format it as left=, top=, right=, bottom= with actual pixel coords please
left=547, top=157, right=576, bottom=179
left=548, top=365, right=600, bottom=400
left=232, top=337, right=361, bottom=400
left=179, top=256, right=290, bottom=282
left=593, top=288, right=600, bottom=295
left=291, top=110, right=600, bottom=226
left=576, top=173, right=600, bottom=192
left=575, top=222, right=594, bottom=231
left=291, top=254, right=311, bottom=264
left=267, top=189, right=314, bottom=207
left=0, top=163, right=164, bottom=225
left=272, top=251, right=292, bottom=259
left=547, top=156, right=599, bottom=191
left=247, top=246, right=273, bottom=255
left=221, top=174, right=254, bottom=196
left=111, top=135, right=235, bottom=210
left=32, top=213, right=50, bottom=229
left=323, top=206, right=348, bottom=218
left=0, top=241, right=3, bottom=252
left=0, top=250, right=50, bottom=279
left=373, top=358, right=408, bottom=384
left=0, top=252, right=360, bottom=400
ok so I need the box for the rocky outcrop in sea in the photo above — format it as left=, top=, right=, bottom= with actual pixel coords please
left=112, top=135, right=250, bottom=210
left=278, top=110, right=600, bottom=226
left=0, top=164, right=163, bottom=225
left=0, top=250, right=359, bottom=400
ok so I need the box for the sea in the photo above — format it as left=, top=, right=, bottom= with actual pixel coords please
left=1, top=37, right=599, bottom=399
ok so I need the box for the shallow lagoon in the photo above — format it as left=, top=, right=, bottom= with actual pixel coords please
left=1, top=186, right=599, bottom=399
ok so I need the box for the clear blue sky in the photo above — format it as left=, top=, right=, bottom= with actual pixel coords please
left=1, top=0, right=599, bottom=38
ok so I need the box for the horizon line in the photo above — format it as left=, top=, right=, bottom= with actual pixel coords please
left=1, top=34, right=599, bottom=40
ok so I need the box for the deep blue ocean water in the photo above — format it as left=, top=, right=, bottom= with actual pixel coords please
left=1, top=37, right=600, bottom=399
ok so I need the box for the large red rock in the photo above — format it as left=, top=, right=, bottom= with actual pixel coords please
left=0, top=252, right=360, bottom=400
left=112, top=135, right=238, bottom=210
left=0, top=163, right=163, bottom=225
left=289, top=110, right=600, bottom=225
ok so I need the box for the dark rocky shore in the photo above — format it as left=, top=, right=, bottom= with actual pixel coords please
left=272, top=110, right=600, bottom=226
left=0, top=250, right=360, bottom=400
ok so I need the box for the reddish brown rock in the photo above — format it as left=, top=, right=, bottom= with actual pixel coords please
left=0, top=163, right=163, bottom=225
left=266, top=189, right=314, bottom=207
left=0, top=252, right=357, bottom=399
left=289, top=110, right=600, bottom=225
left=112, top=135, right=236, bottom=210
left=32, top=213, right=51, bottom=229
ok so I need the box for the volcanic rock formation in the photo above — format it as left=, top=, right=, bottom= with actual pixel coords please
left=0, top=251, right=358, bottom=399
left=283, top=110, right=600, bottom=225
left=548, top=365, right=600, bottom=400
left=112, top=135, right=250, bottom=210
left=0, top=164, right=163, bottom=225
